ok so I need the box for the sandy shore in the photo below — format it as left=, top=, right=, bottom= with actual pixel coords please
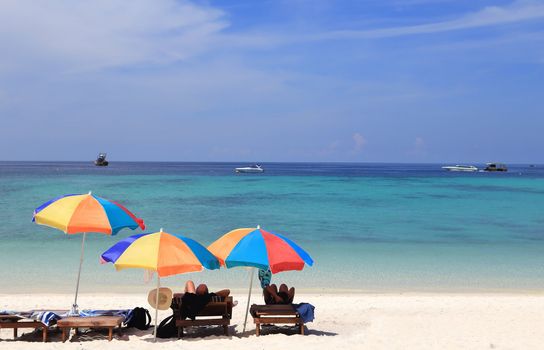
left=1, top=293, right=544, bottom=349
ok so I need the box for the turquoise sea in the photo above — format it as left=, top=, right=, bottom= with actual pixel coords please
left=1, top=162, right=544, bottom=293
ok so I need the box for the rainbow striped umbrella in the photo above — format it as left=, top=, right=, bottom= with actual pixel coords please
left=33, top=192, right=145, bottom=314
left=101, top=229, right=220, bottom=340
left=208, top=226, right=313, bottom=332
left=208, top=226, right=313, bottom=273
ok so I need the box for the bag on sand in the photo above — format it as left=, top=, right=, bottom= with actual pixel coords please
left=126, top=307, right=152, bottom=330
left=157, top=314, right=177, bottom=338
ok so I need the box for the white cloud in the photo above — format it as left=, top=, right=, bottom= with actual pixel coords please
left=0, top=0, right=227, bottom=72
left=311, top=1, right=544, bottom=40
left=352, top=133, right=367, bottom=153
left=1, top=0, right=542, bottom=75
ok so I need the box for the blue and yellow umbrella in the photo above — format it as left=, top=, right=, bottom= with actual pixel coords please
left=101, top=229, right=219, bottom=339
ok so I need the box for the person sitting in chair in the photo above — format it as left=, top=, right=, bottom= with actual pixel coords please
left=179, top=280, right=230, bottom=320
left=184, top=280, right=230, bottom=298
left=263, top=283, right=295, bottom=305
left=258, top=268, right=295, bottom=305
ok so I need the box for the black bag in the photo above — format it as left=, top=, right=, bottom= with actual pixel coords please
left=157, top=314, right=177, bottom=338
left=125, top=307, right=152, bottom=330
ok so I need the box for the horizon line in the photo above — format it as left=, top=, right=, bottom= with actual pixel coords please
left=0, top=160, right=539, bottom=165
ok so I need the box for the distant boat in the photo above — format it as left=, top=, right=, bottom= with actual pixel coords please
left=94, top=153, right=109, bottom=166
left=441, top=165, right=478, bottom=172
left=235, top=164, right=264, bottom=173
left=484, top=163, right=507, bottom=172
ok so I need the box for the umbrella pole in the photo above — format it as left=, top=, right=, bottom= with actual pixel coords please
left=243, top=267, right=255, bottom=334
left=71, top=232, right=86, bottom=315
left=154, top=275, right=160, bottom=342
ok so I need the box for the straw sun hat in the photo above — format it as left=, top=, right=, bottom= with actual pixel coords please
left=147, top=287, right=173, bottom=310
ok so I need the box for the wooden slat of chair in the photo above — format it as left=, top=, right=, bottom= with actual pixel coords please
left=57, top=316, right=124, bottom=342
left=250, top=304, right=304, bottom=336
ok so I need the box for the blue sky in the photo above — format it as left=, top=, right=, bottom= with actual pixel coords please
left=1, top=0, right=543, bottom=162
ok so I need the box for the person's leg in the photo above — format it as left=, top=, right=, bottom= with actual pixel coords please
left=215, top=289, right=230, bottom=298
left=278, top=284, right=291, bottom=304
left=196, top=284, right=209, bottom=295
left=263, top=285, right=273, bottom=304
left=185, top=280, right=196, bottom=294
left=264, top=284, right=283, bottom=304
left=287, top=287, right=295, bottom=304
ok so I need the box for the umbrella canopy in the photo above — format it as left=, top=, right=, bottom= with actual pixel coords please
left=208, top=226, right=313, bottom=273
left=33, top=192, right=145, bottom=234
left=101, top=229, right=220, bottom=340
left=101, top=230, right=220, bottom=276
left=208, top=226, right=313, bottom=333
left=33, top=192, right=145, bottom=315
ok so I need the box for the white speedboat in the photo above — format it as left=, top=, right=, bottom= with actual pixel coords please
left=441, top=165, right=478, bottom=172
left=235, top=164, right=264, bottom=173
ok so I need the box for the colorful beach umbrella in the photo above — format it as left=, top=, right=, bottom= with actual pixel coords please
left=101, top=229, right=220, bottom=340
left=33, top=192, right=145, bottom=314
left=208, top=226, right=313, bottom=332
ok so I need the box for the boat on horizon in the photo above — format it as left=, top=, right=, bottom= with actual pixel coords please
left=235, top=164, right=264, bottom=173
left=441, top=165, right=478, bottom=172
left=94, top=153, right=109, bottom=166
left=484, top=163, right=507, bottom=172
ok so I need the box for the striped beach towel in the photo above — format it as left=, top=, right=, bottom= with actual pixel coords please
left=79, top=309, right=132, bottom=319
left=0, top=310, right=67, bottom=326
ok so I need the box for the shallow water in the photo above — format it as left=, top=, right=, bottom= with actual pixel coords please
left=1, top=161, right=543, bottom=293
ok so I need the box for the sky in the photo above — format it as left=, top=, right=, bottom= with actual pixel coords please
left=0, top=0, right=543, bottom=163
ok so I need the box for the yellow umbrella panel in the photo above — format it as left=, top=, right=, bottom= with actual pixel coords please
left=101, top=230, right=220, bottom=340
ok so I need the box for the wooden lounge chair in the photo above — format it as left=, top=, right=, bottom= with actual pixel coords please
left=171, top=293, right=233, bottom=338
left=249, top=304, right=304, bottom=336
left=57, top=316, right=124, bottom=342
left=0, top=314, right=49, bottom=342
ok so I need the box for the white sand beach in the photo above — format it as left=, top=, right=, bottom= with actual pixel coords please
left=2, top=293, right=544, bottom=349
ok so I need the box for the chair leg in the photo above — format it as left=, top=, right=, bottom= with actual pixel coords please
left=13, top=327, right=17, bottom=339
left=108, top=327, right=113, bottom=341
left=61, top=328, right=67, bottom=342
left=43, top=327, right=48, bottom=342
left=299, top=323, right=304, bottom=335
left=255, top=323, right=260, bottom=336
left=223, top=325, right=228, bottom=336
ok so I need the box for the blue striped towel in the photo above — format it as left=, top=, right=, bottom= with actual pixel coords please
left=2, top=309, right=131, bottom=326
left=31, top=311, right=66, bottom=326
left=79, top=309, right=132, bottom=322
left=1, top=310, right=67, bottom=326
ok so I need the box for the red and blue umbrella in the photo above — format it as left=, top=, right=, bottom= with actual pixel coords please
left=208, top=226, right=313, bottom=273
left=208, top=226, right=313, bottom=332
